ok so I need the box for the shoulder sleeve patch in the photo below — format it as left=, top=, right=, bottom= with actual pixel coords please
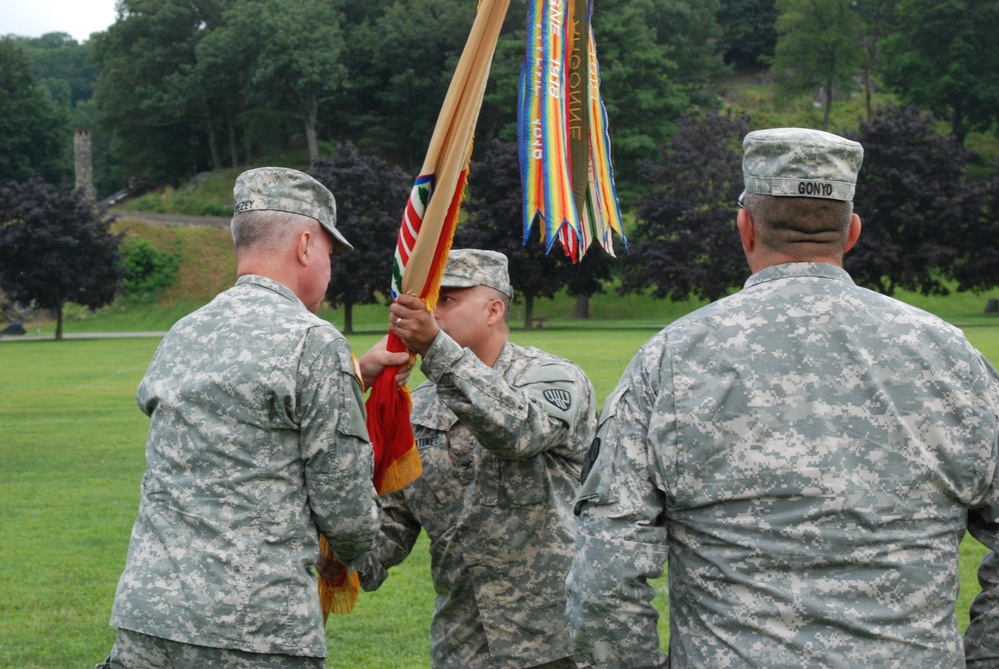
left=543, top=387, right=573, bottom=412
left=523, top=362, right=583, bottom=426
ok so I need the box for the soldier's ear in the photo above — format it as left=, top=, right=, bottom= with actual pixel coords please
left=486, top=297, right=505, bottom=325
left=843, top=214, right=862, bottom=255
left=737, top=209, right=755, bottom=254
left=296, top=230, right=312, bottom=266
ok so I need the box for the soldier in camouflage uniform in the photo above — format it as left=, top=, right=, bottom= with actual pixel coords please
left=101, top=168, right=409, bottom=668
left=358, top=249, right=597, bottom=669
left=568, top=128, right=999, bottom=668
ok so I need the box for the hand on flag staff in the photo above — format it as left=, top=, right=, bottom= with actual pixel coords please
left=319, top=0, right=512, bottom=621
left=319, top=0, right=627, bottom=621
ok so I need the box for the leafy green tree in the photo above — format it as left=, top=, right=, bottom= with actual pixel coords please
left=852, top=0, right=897, bottom=117
left=0, top=177, right=124, bottom=339
left=17, top=33, right=118, bottom=197
left=310, top=142, right=411, bottom=333
left=846, top=105, right=969, bottom=296
left=647, top=0, right=729, bottom=108
left=881, top=0, right=999, bottom=147
left=224, top=0, right=348, bottom=166
left=717, top=0, right=779, bottom=70
left=340, top=0, right=728, bottom=197
left=620, top=111, right=750, bottom=302
left=0, top=38, right=70, bottom=184
left=185, top=11, right=257, bottom=168
left=588, top=0, right=728, bottom=198
left=91, top=0, right=225, bottom=184
left=771, top=0, right=866, bottom=131
left=953, top=161, right=999, bottom=295
left=338, top=0, right=477, bottom=168
left=18, top=33, right=97, bottom=109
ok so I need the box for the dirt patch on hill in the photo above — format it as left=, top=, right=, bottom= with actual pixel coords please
left=111, top=209, right=231, bottom=229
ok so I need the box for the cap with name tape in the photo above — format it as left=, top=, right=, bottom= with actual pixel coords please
left=741, top=127, right=864, bottom=203
left=233, top=167, right=353, bottom=255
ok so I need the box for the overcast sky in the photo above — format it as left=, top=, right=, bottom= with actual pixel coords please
left=3, top=0, right=118, bottom=42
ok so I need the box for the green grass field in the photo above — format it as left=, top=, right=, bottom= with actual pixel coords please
left=1, top=324, right=995, bottom=668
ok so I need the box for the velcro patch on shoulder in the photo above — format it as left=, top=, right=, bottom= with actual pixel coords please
left=580, top=436, right=600, bottom=484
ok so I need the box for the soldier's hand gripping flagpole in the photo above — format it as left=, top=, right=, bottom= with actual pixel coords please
left=319, top=0, right=511, bottom=621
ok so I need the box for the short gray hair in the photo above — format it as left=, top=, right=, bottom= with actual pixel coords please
left=231, top=209, right=318, bottom=253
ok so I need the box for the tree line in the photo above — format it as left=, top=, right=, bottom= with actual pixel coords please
left=1, top=0, right=727, bottom=197
left=2, top=0, right=999, bottom=336
left=9, top=0, right=999, bottom=195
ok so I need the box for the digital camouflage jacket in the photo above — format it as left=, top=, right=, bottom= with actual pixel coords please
left=571, top=262, right=999, bottom=669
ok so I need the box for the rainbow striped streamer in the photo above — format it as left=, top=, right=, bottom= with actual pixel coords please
left=540, top=0, right=582, bottom=260
left=519, top=3, right=544, bottom=249
left=566, top=0, right=589, bottom=252
left=520, top=0, right=581, bottom=259
left=583, top=23, right=626, bottom=256
left=519, top=0, right=625, bottom=259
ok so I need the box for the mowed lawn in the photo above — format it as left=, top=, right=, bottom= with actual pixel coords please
left=1, top=325, right=996, bottom=668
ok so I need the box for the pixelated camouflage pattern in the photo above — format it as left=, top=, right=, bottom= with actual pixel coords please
left=439, top=248, right=514, bottom=298
left=570, top=262, right=999, bottom=669
left=359, top=335, right=597, bottom=669
left=233, top=167, right=353, bottom=254
left=103, top=628, right=325, bottom=668
left=110, top=274, right=378, bottom=658
left=742, top=127, right=863, bottom=202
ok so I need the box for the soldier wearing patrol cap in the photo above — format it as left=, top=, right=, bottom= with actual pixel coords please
left=359, top=249, right=598, bottom=669
left=569, top=128, right=999, bottom=668
left=100, top=167, right=409, bottom=669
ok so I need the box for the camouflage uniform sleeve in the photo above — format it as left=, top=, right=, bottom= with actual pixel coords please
left=967, top=549, right=999, bottom=667
left=567, top=335, right=671, bottom=669
left=357, top=490, right=422, bottom=592
left=421, top=332, right=594, bottom=460
left=298, top=330, right=379, bottom=566
left=965, top=354, right=999, bottom=667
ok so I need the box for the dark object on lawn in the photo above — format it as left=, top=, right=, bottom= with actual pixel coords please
left=0, top=322, right=26, bottom=335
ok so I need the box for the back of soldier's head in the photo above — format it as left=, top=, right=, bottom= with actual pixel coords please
left=230, top=167, right=353, bottom=255
left=740, top=128, right=863, bottom=254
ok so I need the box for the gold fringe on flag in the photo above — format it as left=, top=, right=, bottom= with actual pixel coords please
left=318, top=535, right=360, bottom=624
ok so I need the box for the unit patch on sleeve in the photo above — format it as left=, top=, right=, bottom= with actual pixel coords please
left=543, top=388, right=572, bottom=412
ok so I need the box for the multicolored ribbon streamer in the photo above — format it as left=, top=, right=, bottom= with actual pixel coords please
left=519, top=0, right=626, bottom=259
left=582, top=21, right=626, bottom=256
left=320, top=0, right=511, bottom=620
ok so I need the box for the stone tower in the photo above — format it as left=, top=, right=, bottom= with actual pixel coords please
left=74, top=130, right=97, bottom=203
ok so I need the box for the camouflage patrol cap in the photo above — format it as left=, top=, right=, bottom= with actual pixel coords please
left=232, top=167, right=353, bottom=255
left=741, top=127, right=864, bottom=203
left=440, top=249, right=513, bottom=298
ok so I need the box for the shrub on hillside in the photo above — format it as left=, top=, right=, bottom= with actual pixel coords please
left=121, top=237, right=180, bottom=299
